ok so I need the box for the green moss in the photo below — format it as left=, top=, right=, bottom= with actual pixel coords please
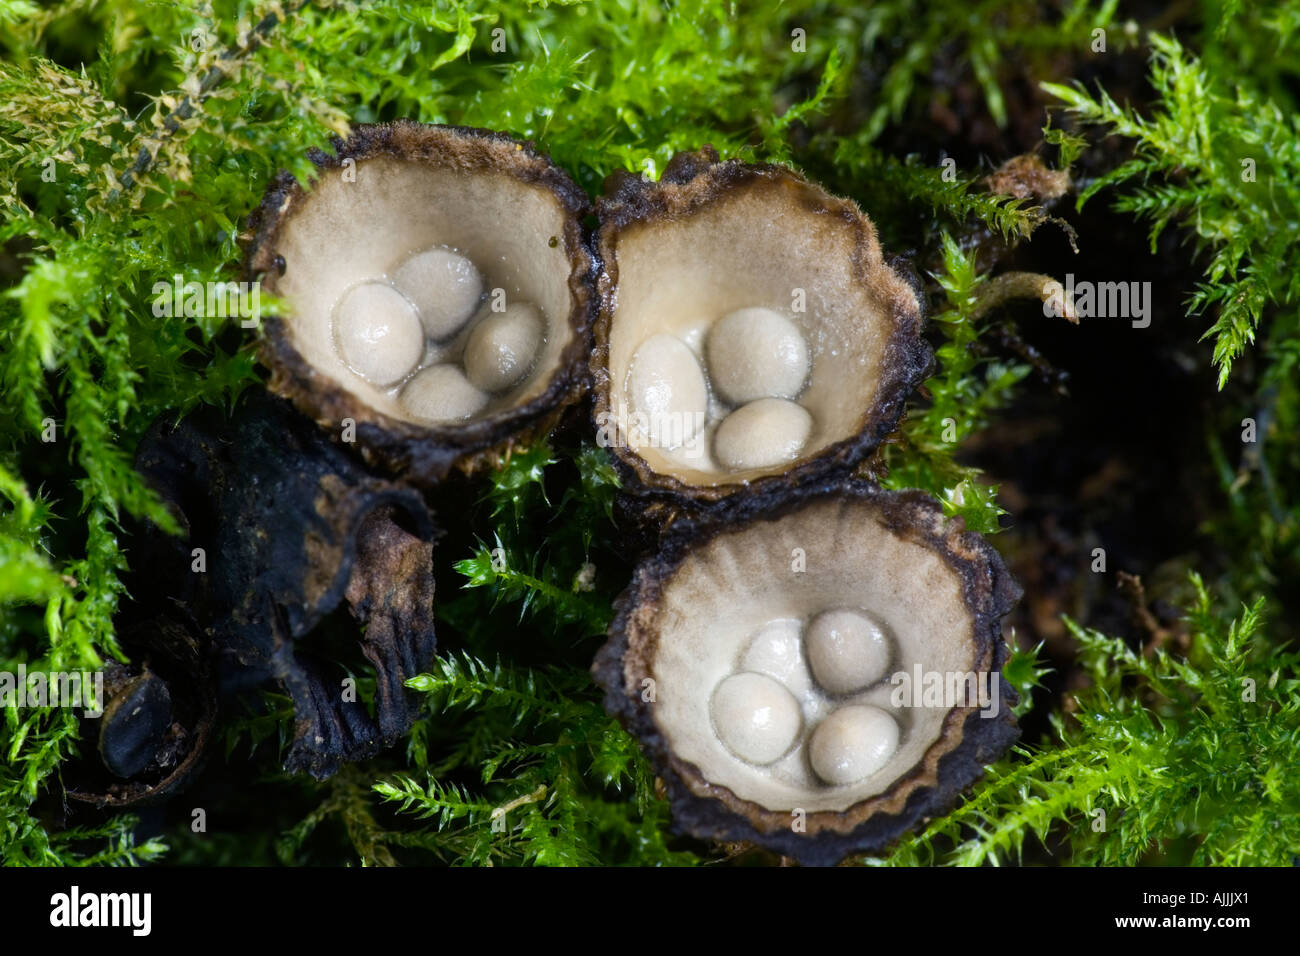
left=875, top=576, right=1300, bottom=866
left=1045, top=32, right=1300, bottom=388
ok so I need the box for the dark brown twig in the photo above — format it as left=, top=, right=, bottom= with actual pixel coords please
left=1117, top=571, right=1172, bottom=658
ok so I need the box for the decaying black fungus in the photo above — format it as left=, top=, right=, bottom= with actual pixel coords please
left=245, top=121, right=598, bottom=486
left=98, top=671, right=172, bottom=779
left=592, top=480, right=1021, bottom=866
left=67, top=610, right=217, bottom=809
left=591, top=148, right=932, bottom=516
left=132, top=389, right=439, bottom=778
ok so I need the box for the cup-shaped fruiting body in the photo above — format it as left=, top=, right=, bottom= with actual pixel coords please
left=130, top=391, right=440, bottom=779
left=592, top=482, right=1021, bottom=865
left=66, top=613, right=217, bottom=809
left=592, top=148, right=931, bottom=507
left=247, top=121, right=596, bottom=484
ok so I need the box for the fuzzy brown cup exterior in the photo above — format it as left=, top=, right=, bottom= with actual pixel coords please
left=592, top=148, right=932, bottom=508
left=246, top=121, right=597, bottom=485
left=592, top=481, right=1020, bottom=866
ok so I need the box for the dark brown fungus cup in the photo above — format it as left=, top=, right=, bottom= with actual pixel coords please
left=246, top=121, right=597, bottom=485
left=131, top=390, right=439, bottom=778
left=591, top=148, right=931, bottom=516
left=592, top=481, right=1020, bottom=866
left=67, top=611, right=217, bottom=808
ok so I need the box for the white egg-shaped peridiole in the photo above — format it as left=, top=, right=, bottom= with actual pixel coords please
left=713, top=398, right=812, bottom=471
left=809, top=705, right=900, bottom=786
left=463, top=302, right=543, bottom=393
left=400, top=363, right=489, bottom=423
left=627, top=334, right=709, bottom=449
left=333, top=282, right=425, bottom=387
left=804, top=608, right=892, bottom=695
left=393, top=248, right=484, bottom=341
left=705, top=306, right=809, bottom=405
left=710, top=672, right=803, bottom=766
left=739, top=619, right=813, bottom=699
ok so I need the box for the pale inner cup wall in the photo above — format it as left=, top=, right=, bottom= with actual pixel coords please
left=272, top=156, right=575, bottom=421
left=609, top=179, right=893, bottom=484
left=649, top=497, right=976, bottom=813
